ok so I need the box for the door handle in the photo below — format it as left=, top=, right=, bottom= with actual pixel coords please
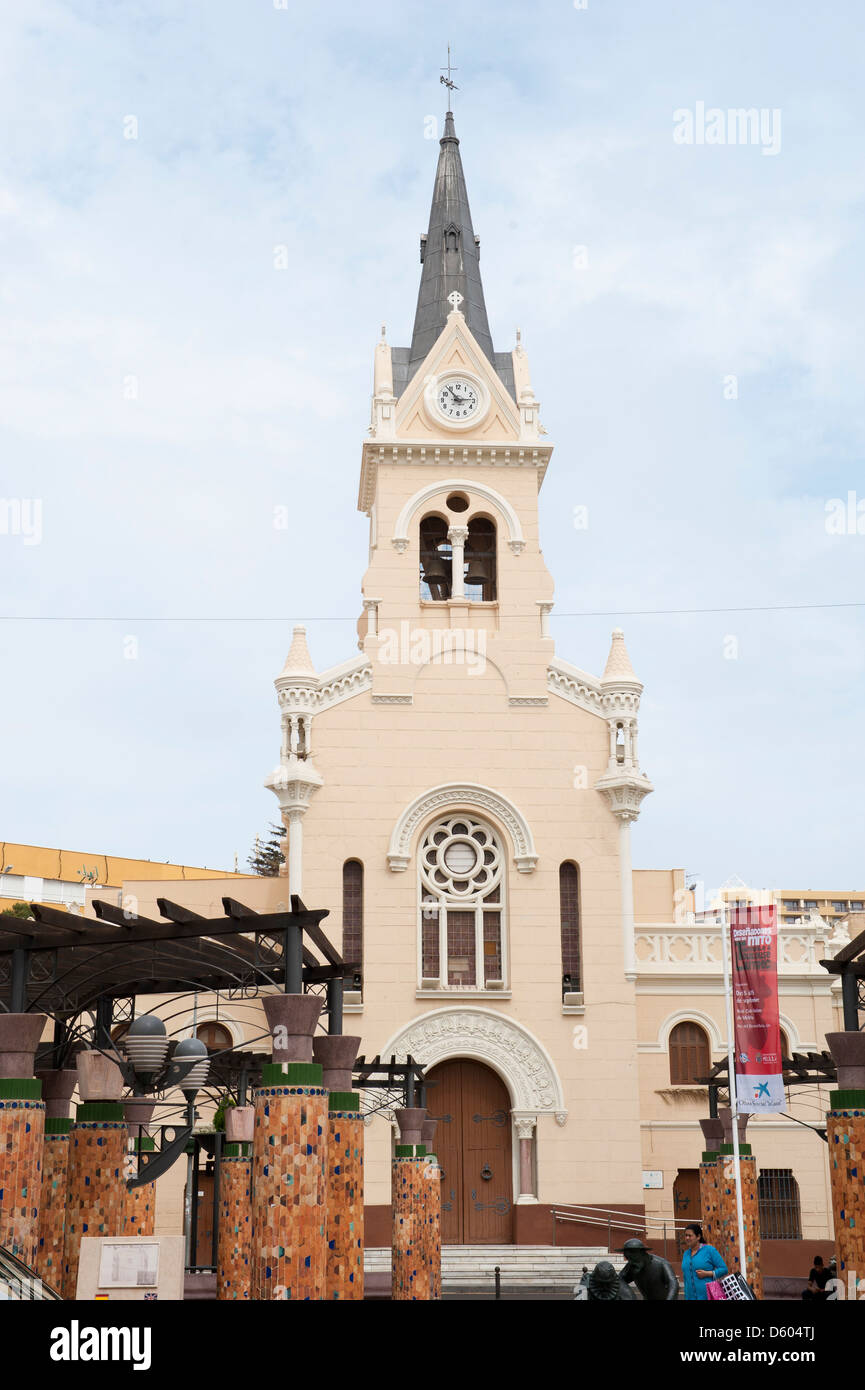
left=481, top=1164, right=493, bottom=1181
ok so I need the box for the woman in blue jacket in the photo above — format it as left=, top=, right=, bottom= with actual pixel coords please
left=681, top=1223, right=728, bottom=1300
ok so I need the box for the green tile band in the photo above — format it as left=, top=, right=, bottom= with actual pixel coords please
left=719, top=1143, right=752, bottom=1156
left=132, top=1135, right=156, bottom=1152
left=261, top=1061, right=323, bottom=1086
left=223, top=1142, right=252, bottom=1158
left=395, top=1144, right=415, bottom=1158
left=414, top=1144, right=427, bottom=1156
left=0, top=1078, right=42, bottom=1099
left=829, top=1090, right=865, bottom=1110
left=701, top=1151, right=718, bottom=1162
left=45, top=1117, right=73, bottom=1135
left=328, top=1091, right=360, bottom=1112
left=76, top=1102, right=124, bottom=1122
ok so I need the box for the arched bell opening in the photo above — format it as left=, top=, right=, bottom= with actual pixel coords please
left=464, top=516, right=497, bottom=602
left=419, top=514, right=452, bottom=601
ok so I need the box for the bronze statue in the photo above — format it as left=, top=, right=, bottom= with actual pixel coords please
left=576, top=1261, right=636, bottom=1301
left=619, top=1238, right=679, bottom=1300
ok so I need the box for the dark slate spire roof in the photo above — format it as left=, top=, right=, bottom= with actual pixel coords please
left=395, top=110, right=513, bottom=399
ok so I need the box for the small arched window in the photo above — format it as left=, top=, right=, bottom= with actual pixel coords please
left=419, top=515, right=451, bottom=601
left=196, top=1021, right=233, bottom=1054
left=559, top=862, right=582, bottom=997
left=669, top=1021, right=710, bottom=1086
left=465, top=517, right=497, bottom=601
left=343, top=859, right=363, bottom=990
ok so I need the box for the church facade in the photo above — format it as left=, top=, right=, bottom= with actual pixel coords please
left=263, top=109, right=666, bottom=1245
left=107, top=109, right=840, bottom=1270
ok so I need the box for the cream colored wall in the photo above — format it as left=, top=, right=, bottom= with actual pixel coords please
left=636, top=986, right=838, bottom=1240
left=299, top=672, right=643, bottom=1208
left=633, top=868, right=690, bottom=924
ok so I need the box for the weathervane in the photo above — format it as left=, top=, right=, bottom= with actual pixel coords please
left=440, top=44, right=459, bottom=104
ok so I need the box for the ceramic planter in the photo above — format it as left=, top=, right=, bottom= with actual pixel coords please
left=263, top=994, right=323, bottom=1064
left=394, top=1107, right=427, bottom=1146
left=224, top=1105, right=255, bottom=1143
left=826, top=1031, right=865, bottom=1089
left=35, top=1067, right=78, bottom=1118
left=312, top=1035, right=361, bottom=1090
left=0, top=1013, right=47, bottom=1079
left=76, top=1049, right=125, bottom=1102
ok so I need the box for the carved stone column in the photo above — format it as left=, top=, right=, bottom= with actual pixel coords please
left=513, top=1114, right=537, bottom=1203
left=448, top=525, right=468, bottom=600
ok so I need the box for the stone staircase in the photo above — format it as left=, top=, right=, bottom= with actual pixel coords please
left=364, top=1245, right=624, bottom=1290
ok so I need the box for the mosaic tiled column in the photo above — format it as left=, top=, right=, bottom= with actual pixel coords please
left=314, top=1034, right=364, bottom=1301
left=826, top=1032, right=865, bottom=1298
left=422, top=1117, right=442, bottom=1301
left=392, top=1107, right=431, bottom=1301
left=124, top=1136, right=156, bottom=1236
left=0, top=1015, right=47, bottom=1270
left=63, top=1102, right=128, bottom=1299
left=34, top=1068, right=77, bottom=1289
left=251, top=995, right=327, bottom=1300
left=698, top=1117, right=723, bottom=1246
left=36, top=1119, right=72, bottom=1287
left=217, top=1143, right=252, bottom=1301
left=716, top=1145, right=762, bottom=1299
left=324, top=1095, right=364, bottom=1299
left=698, top=1156, right=719, bottom=1248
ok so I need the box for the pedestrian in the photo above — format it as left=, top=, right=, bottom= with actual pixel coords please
left=801, top=1255, right=829, bottom=1301
left=680, top=1223, right=728, bottom=1300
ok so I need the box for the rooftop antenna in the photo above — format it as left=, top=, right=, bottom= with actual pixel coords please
left=440, top=44, right=459, bottom=107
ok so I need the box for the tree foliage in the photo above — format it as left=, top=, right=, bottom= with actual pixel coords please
left=247, top=823, right=286, bottom=877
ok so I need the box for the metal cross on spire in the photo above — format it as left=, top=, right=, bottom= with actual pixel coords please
left=439, top=44, right=459, bottom=104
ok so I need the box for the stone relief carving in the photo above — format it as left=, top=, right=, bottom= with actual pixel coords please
left=381, top=1007, right=567, bottom=1118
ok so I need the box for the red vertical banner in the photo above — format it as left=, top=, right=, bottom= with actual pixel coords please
left=730, top=905, right=784, bottom=1113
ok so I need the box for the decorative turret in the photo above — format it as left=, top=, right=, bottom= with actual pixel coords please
left=274, top=625, right=319, bottom=760
left=265, top=626, right=324, bottom=895
left=595, top=629, right=653, bottom=821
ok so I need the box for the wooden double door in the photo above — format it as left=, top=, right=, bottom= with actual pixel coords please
left=426, top=1060, right=513, bottom=1244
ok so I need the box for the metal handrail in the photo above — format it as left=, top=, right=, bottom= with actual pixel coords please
left=0, top=1244, right=61, bottom=1300
left=551, top=1204, right=697, bottom=1263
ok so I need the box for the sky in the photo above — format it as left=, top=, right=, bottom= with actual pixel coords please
left=1, top=0, right=862, bottom=895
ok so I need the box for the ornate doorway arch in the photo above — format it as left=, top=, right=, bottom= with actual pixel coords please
left=381, top=1006, right=567, bottom=1121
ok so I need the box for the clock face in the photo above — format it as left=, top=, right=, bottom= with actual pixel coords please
left=437, top=377, right=480, bottom=421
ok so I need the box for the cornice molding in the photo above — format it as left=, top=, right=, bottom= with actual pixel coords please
left=359, top=443, right=552, bottom=515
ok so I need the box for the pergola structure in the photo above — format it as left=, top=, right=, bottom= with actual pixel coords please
left=0, top=892, right=439, bottom=1299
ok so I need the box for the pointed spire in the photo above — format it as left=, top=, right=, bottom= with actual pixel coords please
left=602, top=628, right=640, bottom=684
left=407, top=109, right=495, bottom=379
left=276, top=625, right=319, bottom=687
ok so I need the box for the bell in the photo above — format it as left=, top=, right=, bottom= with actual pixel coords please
left=422, top=550, right=450, bottom=585
left=465, top=552, right=493, bottom=587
